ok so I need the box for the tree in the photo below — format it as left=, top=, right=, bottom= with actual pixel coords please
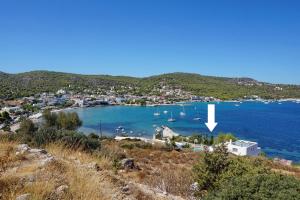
left=193, top=144, right=229, bottom=196
left=56, top=112, right=82, bottom=130
left=0, top=111, right=11, bottom=123
left=1, top=111, right=11, bottom=121
left=193, top=143, right=300, bottom=199
left=19, top=118, right=36, bottom=136
left=43, top=110, right=81, bottom=130
left=34, top=127, right=58, bottom=146
left=43, top=109, right=58, bottom=127
left=214, top=132, right=237, bottom=144
left=206, top=173, right=300, bottom=200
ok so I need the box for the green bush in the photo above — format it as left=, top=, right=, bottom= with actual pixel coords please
left=17, top=112, right=100, bottom=152
left=193, top=144, right=300, bottom=199
left=42, top=109, right=82, bottom=130
left=214, top=132, right=237, bottom=144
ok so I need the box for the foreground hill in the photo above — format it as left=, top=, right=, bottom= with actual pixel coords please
left=0, top=70, right=300, bottom=100
left=1, top=137, right=300, bottom=200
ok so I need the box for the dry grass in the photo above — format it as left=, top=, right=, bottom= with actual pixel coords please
left=112, top=140, right=199, bottom=198
left=269, top=161, right=300, bottom=179
left=46, top=143, right=112, bottom=170
left=0, top=141, right=24, bottom=172
left=4, top=139, right=300, bottom=200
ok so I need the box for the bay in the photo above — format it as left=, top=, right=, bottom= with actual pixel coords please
left=71, top=101, right=300, bottom=162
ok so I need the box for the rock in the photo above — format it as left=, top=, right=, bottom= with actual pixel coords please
left=16, top=144, right=30, bottom=154
left=39, top=156, right=54, bottom=166
left=16, top=193, right=31, bottom=200
left=121, top=158, right=136, bottom=170
left=26, top=174, right=35, bottom=182
left=190, top=182, right=199, bottom=192
left=84, top=162, right=101, bottom=171
left=55, top=185, right=69, bottom=196
left=121, top=185, right=130, bottom=193
left=29, top=148, right=47, bottom=154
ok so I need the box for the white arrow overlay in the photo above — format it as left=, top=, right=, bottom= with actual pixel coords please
left=205, top=104, right=218, bottom=132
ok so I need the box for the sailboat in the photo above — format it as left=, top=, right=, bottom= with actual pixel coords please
left=179, top=105, right=186, bottom=116
left=193, top=107, right=201, bottom=120
left=163, top=110, right=168, bottom=114
left=168, top=112, right=176, bottom=122
left=153, top=108, right=160, bottom=116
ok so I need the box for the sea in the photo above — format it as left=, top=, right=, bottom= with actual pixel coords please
left=70, top=101, right=300, bottom=162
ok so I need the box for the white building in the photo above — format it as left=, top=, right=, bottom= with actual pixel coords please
left=154, top=126, right=179, bottom=140
left=56, top=89, right=66, bottom=95
left=226, top=140, right=261, bottom=156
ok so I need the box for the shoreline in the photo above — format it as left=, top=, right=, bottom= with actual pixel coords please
left=21, top=98, right=300, bottom=125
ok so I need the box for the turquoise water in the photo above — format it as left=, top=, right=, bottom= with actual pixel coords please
left=72, top=101, right=300, bottom=162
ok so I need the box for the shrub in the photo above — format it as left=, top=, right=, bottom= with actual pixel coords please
left=18, top=118, right=36, bottom=136
left=214, top=132, right=237, bottom=144
left=42, top=109, right=82, bottom=130
left=193, top=144, right=300, bottom=199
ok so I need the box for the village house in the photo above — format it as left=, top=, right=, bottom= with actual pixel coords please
left=226, top=140, right=261, bottom=156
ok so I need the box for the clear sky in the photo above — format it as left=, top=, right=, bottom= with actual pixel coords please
left=0, top=0, right=299, bottom=84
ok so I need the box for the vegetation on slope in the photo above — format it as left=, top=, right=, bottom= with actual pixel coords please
left=1, top=70, right=300, bottom=100
left=193, top=145, right=300, bottom=199
left=1, top=124, right=300, bottom=199
left=17, top=110, right=100, bottom=151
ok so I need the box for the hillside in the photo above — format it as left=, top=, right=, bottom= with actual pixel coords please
left=1, top=137, right=300, bottom=200
left=0, top=70, right=300, bottom=100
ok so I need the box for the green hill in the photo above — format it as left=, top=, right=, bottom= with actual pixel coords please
left=0, top=71, right=299, bottom=100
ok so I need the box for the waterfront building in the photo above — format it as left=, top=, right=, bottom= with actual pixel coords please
left=226, top=140, right=261, bottom=156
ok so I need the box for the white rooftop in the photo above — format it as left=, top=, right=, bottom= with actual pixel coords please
left=231, top=140, right=257, bottom=148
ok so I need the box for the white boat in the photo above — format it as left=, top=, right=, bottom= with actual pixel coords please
left=180, top=105, right=186, bottom=116
left=153, top=108, right=160, bottom=116
left=116, top=126, right=124, bottom=131
left=234, top=104, right=240, bottom=107
left=168, top=112, right=176, bottom=122
left=193, top=107, right=201, bottom=120
left=163, top=110, right=168, bottom=114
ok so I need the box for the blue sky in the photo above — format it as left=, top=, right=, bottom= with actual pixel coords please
left=0, top=0, right=299, bottom=84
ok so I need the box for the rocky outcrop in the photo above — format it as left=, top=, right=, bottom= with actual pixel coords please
left=121, top=158, right=138, bottom=170
left=16, top=193, right=31, bottom=200
left=15, top=144, right=54, bottom=167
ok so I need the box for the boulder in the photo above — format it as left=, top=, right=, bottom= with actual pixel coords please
left=16, top=193, right=31, bottom=200
left=121, top=185, right=130, bottom=193
left=16, top=144, right=30, bottom=154
left=39, top=156, right=55, bottom=166
left=55, top=185, right=69, bottom=196
left=29, top=148, right=47, bottom=154
left=121, top=158, right=136, bottom=170
left=84, top=162, right=101, bottom=171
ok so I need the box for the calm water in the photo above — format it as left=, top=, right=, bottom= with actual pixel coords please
left=72, top=101, right=300, bottom=162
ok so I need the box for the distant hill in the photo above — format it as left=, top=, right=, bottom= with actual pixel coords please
left=0, top=70, right=299, bottom=100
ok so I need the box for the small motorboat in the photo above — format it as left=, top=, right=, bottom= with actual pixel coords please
left=168, top=112, right=176, bottom=122
left=180, top=105, right=186, bottom=116
left=153, top=108, right=160, bottom=116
